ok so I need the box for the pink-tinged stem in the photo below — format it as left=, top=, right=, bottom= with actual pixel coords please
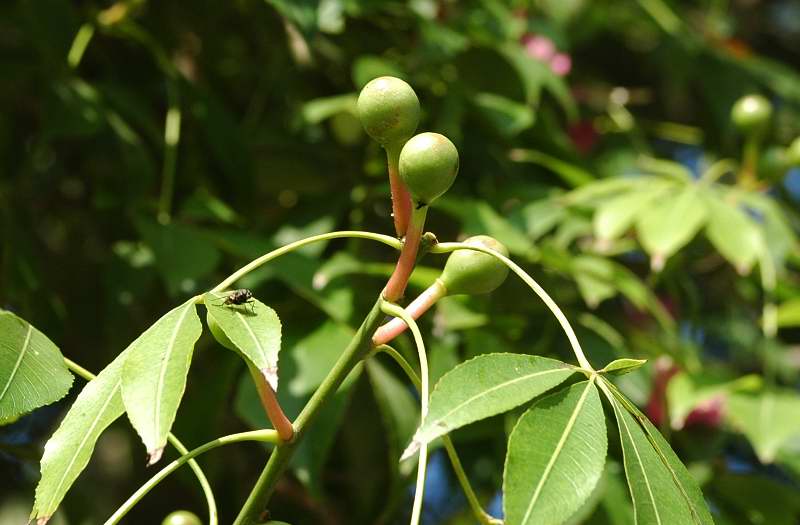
left=387, top=145, right=412, bottom=237
left=383, top=206, right=428, bottom=302
left=373, top=279, right=447, bottom=345
left=248, top=364, right=294, bottom=442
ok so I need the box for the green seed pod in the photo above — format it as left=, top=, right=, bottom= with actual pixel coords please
left=357, top=76, right=420, bottom=146
left=398, top=132, right=459, bottom=206
left=759, top=146, right=789, bottom=182
left=731, top=94, right=772, bottom=134
left=440, top=236, right=509, bottom=296
left=787, top=136, right=800, bottom=166
left=162, top=510, right=202, bottom=525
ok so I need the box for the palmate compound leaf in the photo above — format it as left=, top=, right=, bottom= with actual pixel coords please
left=204, top=292, right=282, bottom=390
left=401, top=353, right=576, bottom=459
left=0, top=310, right=73, bottom=423
left=604, top=379, right=713, bottom=525
left=31, top=349, right=128, bottom=524
left=503, top=380, right=607, bottom=525
left=121, top=299, right=202, bottom=464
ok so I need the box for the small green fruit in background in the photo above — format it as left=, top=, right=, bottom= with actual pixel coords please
left=357, top=76, right=420, bottom=146
left=759, top=146, right=789, bottom=182
left=787, top=136, right=800, bottom=166
left=162, top=510, right=202, bottom=525
left=440, top=236, right=509, bottom=296
left=399, top=132, right=459, bottom=206
left=731, top=94, right=772, bottom=133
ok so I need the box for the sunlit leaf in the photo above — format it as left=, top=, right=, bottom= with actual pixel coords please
left=205, top=292, right=282, bottom=390
left=601, top=358, right=647, bottom=376
left=636, top=186, right=707, bottom=268
left=121, top=300, right=202, bottom=464
left=403, top=353, right=575, bottom=459
left=504, top=380, right=607, bottom=525
left=594, top=182, right=672, bottom=241
left=727, top=390, right=800, bottom=463
left=0, top=311, right=73, bottom=423
left=31, top=351, right=127, bottom=524
left=776, top=298, right=800, bottom=328
left=704, top=194, right=762, bottom=274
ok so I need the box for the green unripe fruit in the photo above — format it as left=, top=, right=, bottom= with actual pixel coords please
left=162, top=510, right=202, bottom=525
left=759, top=146, right=789, bottom=182
left=398, top=132, right=459, bottom=205
left=357, top=76, right=420, bottom=146
left=787, top=136, right=800, bottom=166
left=440, top=236, right=509, bottom=296
left=731, top=94, right=772, bottom=133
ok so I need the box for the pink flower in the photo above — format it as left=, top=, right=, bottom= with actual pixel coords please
left=550, top=53, right=572, bottom=76
left=522, top=34, right=556, bottom=62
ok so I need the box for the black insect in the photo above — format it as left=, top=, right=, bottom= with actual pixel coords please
left=218, top=289, right=255, bottom=313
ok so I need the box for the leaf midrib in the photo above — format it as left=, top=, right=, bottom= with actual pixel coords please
left=153, top=303, right=192, bottom=447
left=42, top=380, right=120, bottom=516
left=521, top=379, right=594, bottom=525
left=616, top=401, right=661, bottom=525
left=0, top=324, right=33, bottom=406
left=422, top=367, right=569, bottom=438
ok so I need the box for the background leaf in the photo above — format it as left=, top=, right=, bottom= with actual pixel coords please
left=0, top=311, right=73, bottom=423
left=727, top=390, right=800, bottom=463
left=503, top=380, right=607, bottom=525
left=121, top=300, right=202, bottom=463
left=636, top=186, right=707, bottom=266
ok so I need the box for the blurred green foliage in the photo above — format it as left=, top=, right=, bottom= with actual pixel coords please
left=2, top=0, right=800, bottom=523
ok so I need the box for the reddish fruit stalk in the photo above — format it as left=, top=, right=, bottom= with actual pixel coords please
left=373, top=279, right=446, bottom=345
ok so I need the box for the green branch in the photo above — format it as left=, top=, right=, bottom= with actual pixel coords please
left=104, top=430, right=279, bottom=525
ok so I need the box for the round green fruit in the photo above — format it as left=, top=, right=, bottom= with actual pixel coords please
left=758, top=146, right=788, bottom=182
left=440, top=236, right=509, bottom=296
left=162, top=510, right=202, bottom=525
left=731, top=94, right=772, bottom=133
left=787, top=136, right=800, bottom=166
left=398, top=132, right=459, bottom=206
left=357, top=76, right=420, bottom=146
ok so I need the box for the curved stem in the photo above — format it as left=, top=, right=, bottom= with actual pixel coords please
left=380, top=301, right=430, bottom=525
left=104, top=430, right=279, bottom=525
left=372, top=279, right=447, bottom=346
left=158, top=81, right=181, bottom=225
left=700, top=158, right=736, bottom=185
left=431, top=243, right=594, bottom=371
left=247, top=362, right=294, bottom=442
left=63, top=358, right=219, bottom=525
left=211, top=231, right=401, bottom=294
left=372, top=346, right=502, bottom=525
left=387, top=144, right=412, bottom=237
left=384, top=207, right=428, bottom=302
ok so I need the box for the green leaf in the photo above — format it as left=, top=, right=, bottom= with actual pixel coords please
left=403, top=353, right=575, bottom=459
left=0, top=311, right=73, bottom=423
left=31, top=351, right=127, bottom=523
left=121, top=300, right=202, bottom=464
left=636, top=186, right=708, bottom=269
left=593, top=182, right=672, bottom=241
left=572, top=255, right=618, bottom=308
left=503, top=380, right=607, bottom=525
left=703, top=194, right=762, bottom=274
left=776, top=298, right=800, bottom=328
left=205, top=292, right=282, bottom=390
left=472, top=92, right=535, bottom=137
left=510, top=149, right=595, bottom=187
left=604, top=380, right=713, bottom=524
left=301, top=93, right=357, bottom=124
left=136, top=219, right=221, bottom=297
left=727, top=390, right=800, bottom=463
left=666, top=372, right=760, bottom=430
left=600, top=358, right=647, bottom=376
